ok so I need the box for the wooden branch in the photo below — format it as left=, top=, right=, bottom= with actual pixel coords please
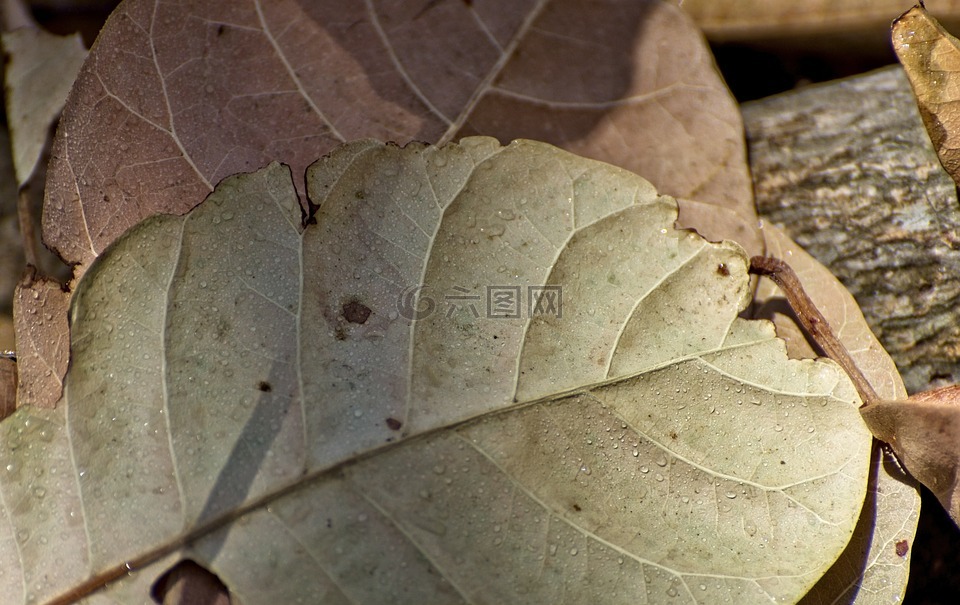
left=744, top=65, right=960, bottom=394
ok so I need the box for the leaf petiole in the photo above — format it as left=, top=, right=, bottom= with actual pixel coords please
left=749, top=255, right=879, bottom=407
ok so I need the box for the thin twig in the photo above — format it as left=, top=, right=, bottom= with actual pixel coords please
left=16, top=187, right=38, bottom=269
left=750, top=255, right=879, bottom=407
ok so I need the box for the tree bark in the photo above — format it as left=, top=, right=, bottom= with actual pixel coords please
left=744, top=65, right=960, bottom=395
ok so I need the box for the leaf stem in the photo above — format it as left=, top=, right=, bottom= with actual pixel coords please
left=749, top=255, right=879, bottom=407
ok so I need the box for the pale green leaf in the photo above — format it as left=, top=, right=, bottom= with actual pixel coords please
left=1, top=27, right=86, bottom=186
left=1, top=138, right=872, bottom=604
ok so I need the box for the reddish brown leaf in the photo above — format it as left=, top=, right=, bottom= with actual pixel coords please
left=45, top=0, right=752, bottom=274
left=12, top=268, right=69, bottom=409
left=32, top=0, right=752, bottom=411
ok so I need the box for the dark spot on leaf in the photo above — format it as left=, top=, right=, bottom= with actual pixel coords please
left=717, top=263, right=729, bottom=276
left=326, top=518, right=332, bottom=528
left=217, top=24, right=225, bottom=36
left=669, top=430, right=678, bottom=440
left=896, top=539, right=909, bottom=557
left=257, top=381, right=271, bottom=392
left=343, top=300, right=372, bottom=324
left=151, top=559, right=228, bottom=605
left=780, top=460, right=786, bottom=465
left=334, top=326, right=347, bottom=341
left=386, top=417, right=402, bottom=431
left=572, top=503, right=582, bottom=512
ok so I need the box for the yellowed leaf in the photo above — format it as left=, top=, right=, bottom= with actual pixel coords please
left=755, top=224, right=919, bottom=604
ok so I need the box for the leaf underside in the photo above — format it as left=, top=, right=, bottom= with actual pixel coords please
left=1, top=138, right=870, bottom=604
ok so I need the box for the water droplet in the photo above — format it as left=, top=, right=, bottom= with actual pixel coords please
left=353, top=409, right=363, bottom=418
left=666, top=587, right=678, bottom=597
left=639, top=466, right=649, bottom=473
left=569, top=547, right=578, bottom=556
left=725, top=491, right=737, bottom=499
left=548, top=544, right=558, bottom=556
left=655, top=457, right=667, bottom=467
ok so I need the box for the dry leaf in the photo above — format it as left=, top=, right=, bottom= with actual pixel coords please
left=893, top=3, right=960, bottom=185
left=12, top=268, right=69, bottom=409
left=44, top=0, right=753, bottom=276
left=3, top=138, right=871, bottom=604
left=31, top=0, right=755, bottom=415
left=862, top=386, right=960, bottom=525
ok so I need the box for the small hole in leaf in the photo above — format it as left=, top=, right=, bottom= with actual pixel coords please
left=257, top=381, right=272, bottom=392
left=342, top=300, right=372, bottom=324
left=151, top=559, right=230, bottom=605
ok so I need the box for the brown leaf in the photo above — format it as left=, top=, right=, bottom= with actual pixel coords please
left=12, top=268, right=69, bottom=409
left=861, top=388, right=960, bottom=525
left=33, top=0, right=753, bottom=411
left=893, top=3, right=960, bottom=185
left=44, top=0, right=752, bottom=275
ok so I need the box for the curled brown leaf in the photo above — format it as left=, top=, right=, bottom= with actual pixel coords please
left=862, top=387, right=960, bottom=525
left=893, top=3, right=960, bottom=185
